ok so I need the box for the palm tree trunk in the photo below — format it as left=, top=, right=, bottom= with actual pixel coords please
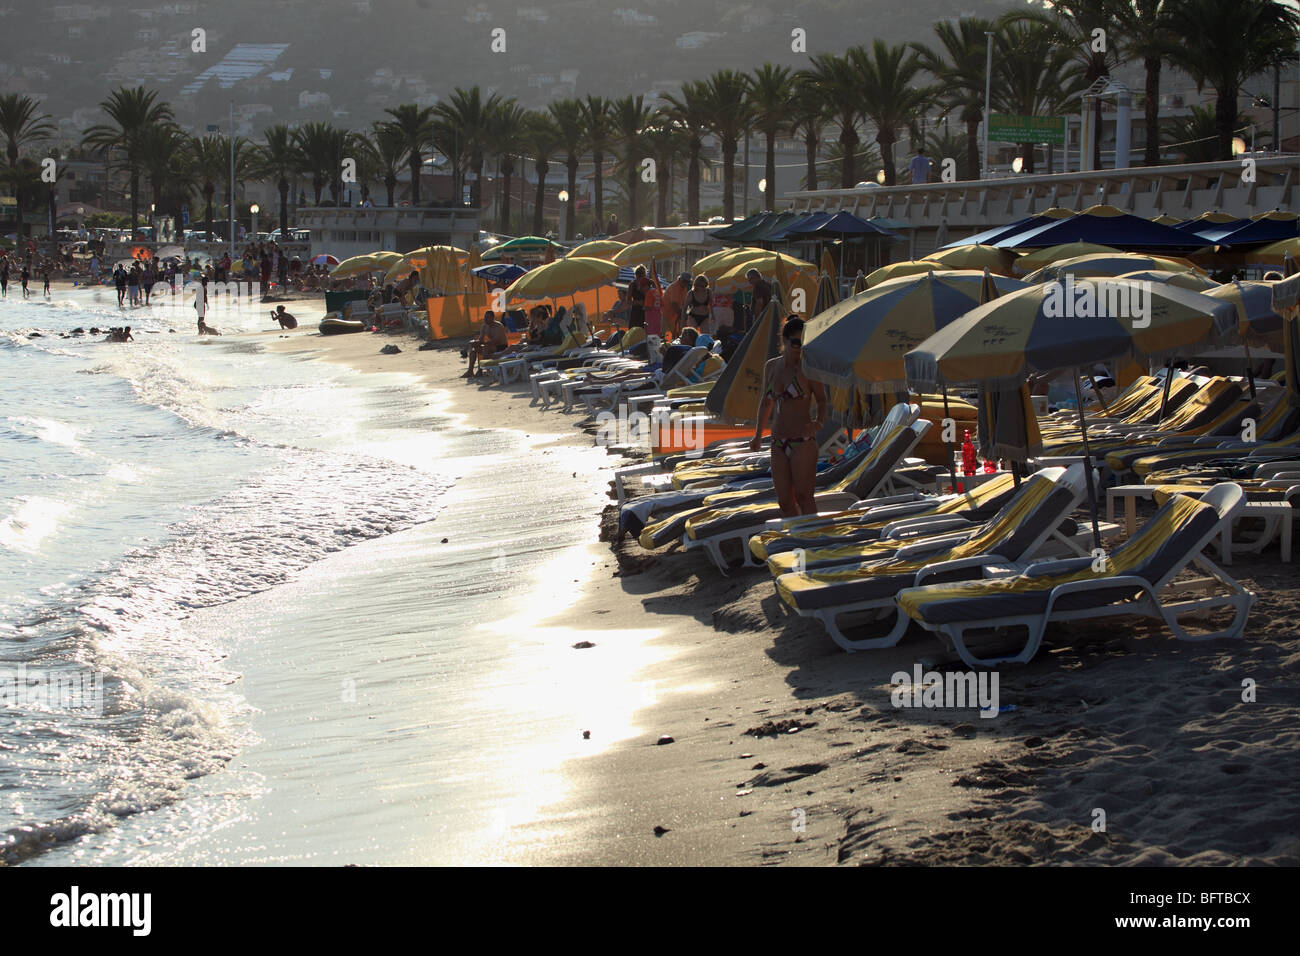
left=804, top=132, right=818, bottom=192
left=130, top=169, right=140, bottom=238
left=764, top=132, right=776, bottom=211
left=722, top=141, right=736, bottom=221
left=533, top=161, right=547, bottom=236
left=593, top=148, right=604, bottom=233
left=627, top=164, right=638, bottom=229
left=1143, top=56, right=1162, bottom=166
left=502, top=160, right=513, bottom=233
left=879, top=135, right=896, bottom=186
left=472, top=153, right=484, bottom=208
left=1019, top=141, right=1034, bottom=174
left=966, top=117, right=981, bottom=180
left=656, top=160, right=669, bottom=227
left=279, top=179, right=289, bottom=237
left=687, top=143, right=701, bottom=224
left=565, top=155, right=578, bottom=239
left=1092, top=96, right=1103, bottom=170
left=1216, top=88, right=1237, bottom=161
left=839, top=127, right=858, bottom=189
left=204, top=186, right=214, bottom=242
left=385, top=176, right=396, bottom=206
left=409, top=154, right=421, bottom=205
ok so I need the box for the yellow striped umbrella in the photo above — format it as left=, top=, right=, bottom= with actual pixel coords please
left=1113, top=269, right=1220, bottom=292
left=504, top=256, right=620, bottom=301
left=1023, top=252, right=1206, bottom=284
left=692, top=247, right=769, bottom=279
left=611, top=238, right=684, bottom=265
left=330, top=253, right=394, bottom=278
left=1249, top=237, right=1300, bottom=266
left=904, top=280, right=1238, bottom=390
left=712, top=252, right=817, bottom=292
left=1012, top=242, right=1122, bottom=272
left=803, top=270, right=1029, bottom=393
left=566, top=239, right=625, bottom=259
left=863, top=259, right=945, bottom=287
left=923, top=244, right=1018, bottom=275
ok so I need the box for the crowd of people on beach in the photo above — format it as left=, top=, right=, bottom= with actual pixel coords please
left=0, top=252, right=54, bottom=300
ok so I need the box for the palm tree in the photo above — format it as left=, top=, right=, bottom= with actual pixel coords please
left=436, top=86, right=501, bottom=209
left=372, top=123, right=405, bottom=207
left=662, top=80, right=710, bottom=224
left=137, top=123, right=188, bottom=214
left=993, top=21, right=1087, bottom=173
left=582, top=96, right=614, bottom=233
left=82, top=86, right=174, bottom=235
left=643, top=118, right=682, bottom=227
left=925, top=126, right=972, bottom=180
left=609, top=95, right=652, bottom=229
left=787, top=77, right=827, bottom=193
left=488, top=99, right=526, bottom=232
left=524, top=111, right=562, bottom=236
left=912, top=17, right=997, bottom=180
left=255, top=124, right=300, bottom=237
left=1163, top=104, right=1248, bottom=163
left=803, top=53, right=862, bottom=188
left=852, top=41, right=933, bottom=186
left=1010, top=1, right=1122, bottom=170
left=293, top=121, right=340, bottom=205
left=1165, top=0, right=1300, bottom=160
left=344, top=131, right=380, bottom=206
left=547, top=98, right=586, bottom=239
left=1109, top=1, right=1179, bottom=166
left=699, top=70, right=752, bottom=221
left=381, top=104, right=436, bottom=205
left=0, top=94, right=54, bottom=238
left=190, top=134, right=230, bottom=241
left=748, top=64, right=792, bottom=210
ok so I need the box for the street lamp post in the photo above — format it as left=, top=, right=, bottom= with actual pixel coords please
left=557, top=190, right=569, bottom=240
left=250, top=203, right=260, bottom=240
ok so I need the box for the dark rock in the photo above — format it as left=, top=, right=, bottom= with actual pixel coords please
left=653, top=825, right=669, bottom=837
left=380, top=344, right=401, bottom=354
left=1024, top=736, right=1044, bottom=748
left=656, top=735, right=674, bottom=746
left=440, top=537, right=448, bottom=543
left=572, top=640, right=595, bottom=649
left=582, top=730, right=590, bottom=740
left=418, top=341, right=436, bottom=351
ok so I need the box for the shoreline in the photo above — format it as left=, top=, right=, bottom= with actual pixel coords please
left=236, top=320, right=1299, bottom=865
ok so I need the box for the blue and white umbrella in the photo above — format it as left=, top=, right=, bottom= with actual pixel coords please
left=470, top=263, right=528, bottom=285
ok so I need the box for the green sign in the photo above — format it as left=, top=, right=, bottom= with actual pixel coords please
left=989, top=114, right=1066, bottom=145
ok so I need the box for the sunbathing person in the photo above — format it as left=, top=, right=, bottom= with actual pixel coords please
left=464, top=310, right=510, bottom=376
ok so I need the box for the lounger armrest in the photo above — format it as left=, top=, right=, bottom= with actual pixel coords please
left=1044, top=574, right=1153, bottom=601
left=880, top=514, right=973, bottom=538
left=839, top=501, right=935, bottom=525
left=913, top=553, right=1009, bottom=586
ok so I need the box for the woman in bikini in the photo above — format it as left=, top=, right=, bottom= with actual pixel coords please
left=686, top=275, right=712, bottom=333
left=750, top=317, right=827, bottom=517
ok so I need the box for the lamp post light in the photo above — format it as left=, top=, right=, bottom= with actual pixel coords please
left=557, top=190, right=569, bottom=240
left=250, top=203, right=260, bottom=240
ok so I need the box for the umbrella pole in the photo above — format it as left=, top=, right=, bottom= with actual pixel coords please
left=1073, top=371, right=1103, bottom=551
left=1243, top=341, right=1257, bottom=399
left=1159, top=359, right=1175, bottom=420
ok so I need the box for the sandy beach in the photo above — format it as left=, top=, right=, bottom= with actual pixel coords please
left=226, top=314, right=1300, bottom=866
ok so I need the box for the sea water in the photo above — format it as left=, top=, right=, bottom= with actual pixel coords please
left=1, top=284, right=648, bottom=865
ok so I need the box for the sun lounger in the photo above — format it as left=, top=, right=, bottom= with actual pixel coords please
left=667, top=420, right=932, bottom=571
left=772, top=465, right=1088, bottom=651
left=896, top=483, right=1252, bottom=667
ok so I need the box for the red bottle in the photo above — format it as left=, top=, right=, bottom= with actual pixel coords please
left=962, top=430, right=977, bottom=476
left=983, top=458, right=996, bottom=473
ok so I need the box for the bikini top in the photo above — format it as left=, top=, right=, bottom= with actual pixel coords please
left=688, top=289, right=711, bottom=315
left=766, top=371, right=807, bottom=412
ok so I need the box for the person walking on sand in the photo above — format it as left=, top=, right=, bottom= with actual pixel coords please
left=662, top=272, right=690, bottom=341
left=20, top=262, right=30, bottom=298
left=42, top=264, right=50, bottom=297
left=750, top=316, right=827, bottom=517
left=464, top=310, right=510, bottom=377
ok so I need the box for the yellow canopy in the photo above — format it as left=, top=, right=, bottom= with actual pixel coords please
left=1012, top=242, right=1122, bottom=271
left=567, top=239, right=625, bottom=260
left=611, top=238, right=685, bottom=265
left=712, top=252, right=817, bottom=292
left=863, top=259, right=945, bottom=287
left=692, top=247, right=769, bottom=279
left=923, top=244, right=1018, bottom=275
left=505, top=256, right=620, bottom=301
left=330, top=253, right=393, bottom=278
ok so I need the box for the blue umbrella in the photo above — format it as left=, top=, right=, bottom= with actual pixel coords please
left=995, top=205, right=1209, bottom=253
left=471, top=263, right=527, bottom=284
